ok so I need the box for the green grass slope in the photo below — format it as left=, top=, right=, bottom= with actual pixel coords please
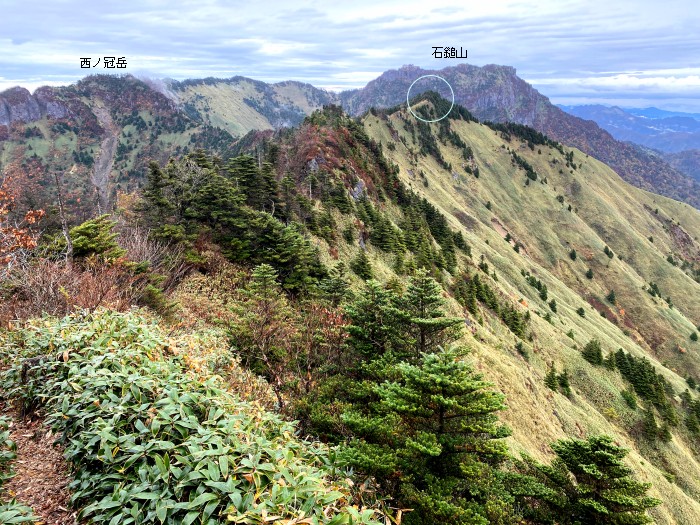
left=361, top=102, right=700, bottom=524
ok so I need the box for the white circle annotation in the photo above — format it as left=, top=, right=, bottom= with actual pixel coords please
left=406, top=74, right=455, bottom=123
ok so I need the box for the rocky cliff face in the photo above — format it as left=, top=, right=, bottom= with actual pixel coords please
left=0, top=86, right=70, bottom=126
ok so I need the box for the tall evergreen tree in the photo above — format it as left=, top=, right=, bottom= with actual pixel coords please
left=318, top=262, right=352, bottom=306
left=350, top=249, right=373, bottom=280
left=226, top=154, right=261, bottom=204
left=403, top=269, right=463, bottom=357
left=344, top=280, right=409, bottom=359
left=545, top=364, right=559, bottom=391
left=341, top=348, right=513, bottom=525
left=258, top=161, right=281, bottom=214
left=522, top=435, right=661, bottom=524
left=582, top=339, right=604, bottom=366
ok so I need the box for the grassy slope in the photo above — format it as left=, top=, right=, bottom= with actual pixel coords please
left=177, top=82, right=272, bottom=137
left=362, top=107, right=700, bottom=524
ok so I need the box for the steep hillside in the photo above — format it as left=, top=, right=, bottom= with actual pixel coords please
left=340, top=64, right=700, bottom=209
left=3, top=94, right=700, bottom=523
left=0, top=75, right=234, bottom=222
left=665, top=149, right=700, bottom=183
left=355, top=97, right=700, bottom=524
left=201, top=96, right=700, bottom=523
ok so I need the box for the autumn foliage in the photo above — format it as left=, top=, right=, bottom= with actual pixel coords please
left=0, top=185, right=44, bottom=276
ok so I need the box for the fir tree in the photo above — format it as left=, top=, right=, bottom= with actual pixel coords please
left=258, top=161, right=281, bottom=214
left=523, top=435, right=661, bottom=524
left=143, top=160, right=173, bottom=217
left=69, top=215, right=126, bottom=260
left=341, top=348, right=513, bottom=524
left=586, top=268, right=594, bottom=279
left=549, top=299, right=557, bottom=313
left=403, top=269, right=463, bottom=357
left=344, top=280, right=409, bottom=359
left=227, top=154, right=261, bottom=204
left=318, top=262, right=352, bottom=306
left=577, top=307, right=586, bottom=317
left=230, top=264, right=297, bottom=407
left=643, top=409, right=658, bottom=441
left=606, top=289, right=617, bottom=304
left=350, top=249, right=373, bottom=280
left=603, top=352, right=617, bottom=371
left=545, top=364, right=559, bottom=391
left=569, top=248, right=577, bottom=261
left=581, top=339, right=604, bottom=366
left=558, top=369, right=572, bottom=397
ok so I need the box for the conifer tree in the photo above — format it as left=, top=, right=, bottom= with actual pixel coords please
left=371, top=215, right=396, bottom=252
left=603, top=352, right=617, bottom=371
left=558, top=369, right=572, bottom=397
left=259, top=161, right=281, bottom=214
left=143, top=161, right=173, bottom=217
left=403, top=269, right=463, bottom=357
left=350, top=249, right=373, bottom=280
left=643, top=409, right=658, bottom=441
left=69, top=215, right=126, bottom=260
left=523, top=435, right=661, bottom=524
left=318, top=262, right=352, bottom=306
left=545, top=364, right=559, bottom=391
left=582, top=339, right=604, bottom=366
left=226, top=154, right=261, bottom=204
left=607, top=289, right=617, bottom=304
left=549, top=299, right=557, bottom=313
left=344, top=280, right=409, bottom=359
left=231, top=264, right=298, bottom=408
left=586, top=268, right=594, bottom=279
left=341, top=348, right=513, bottom=524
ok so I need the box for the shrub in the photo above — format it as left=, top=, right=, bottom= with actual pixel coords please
left=621, top=389, right=638, bottom=409
left=0, top=416, right=37, bottom=523
left=606, top=290, right=617, bottom=304
left=0, top=310, right=381, bottom=525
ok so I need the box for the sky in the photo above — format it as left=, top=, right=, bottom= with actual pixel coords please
left=1, top=0, right=699, bottom=111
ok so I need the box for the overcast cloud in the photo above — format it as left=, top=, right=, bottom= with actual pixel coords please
left=1, top=0, right=698, bottom=111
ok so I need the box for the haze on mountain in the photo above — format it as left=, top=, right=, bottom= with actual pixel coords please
left=559, top=104, right=700, bottom=154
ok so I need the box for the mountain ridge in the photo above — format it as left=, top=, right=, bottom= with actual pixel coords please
left=1, top=64, right=700, bottom=218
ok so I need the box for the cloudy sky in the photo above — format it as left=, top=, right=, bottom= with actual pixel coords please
left=1, top=0, right=699, bottom=111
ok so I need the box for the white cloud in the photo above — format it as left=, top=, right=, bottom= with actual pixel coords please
left=1, top=0, right=699, bottom=110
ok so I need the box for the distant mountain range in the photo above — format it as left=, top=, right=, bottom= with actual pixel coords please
left=1, top=64, right=700, bottom=211
left=559, top=104, right=700, bottom=153
left=559, top=104, right=700, bottom=184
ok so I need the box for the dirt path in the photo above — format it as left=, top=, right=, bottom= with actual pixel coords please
left=91, top=105, right=119, bottom=213
left=1, top=403, right=77, bottom=525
